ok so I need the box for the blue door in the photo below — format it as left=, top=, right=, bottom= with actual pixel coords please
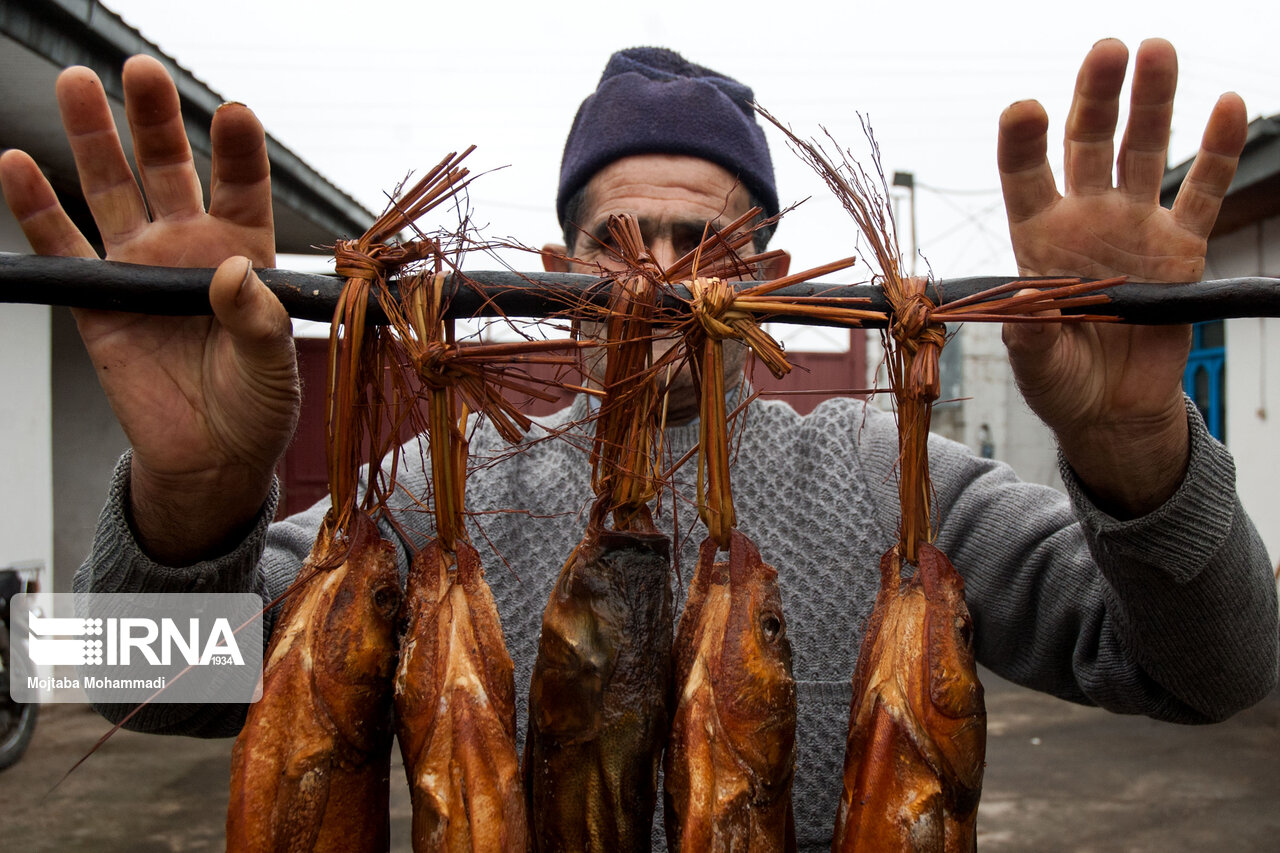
left=1184, top=321, right=1225, bottom=441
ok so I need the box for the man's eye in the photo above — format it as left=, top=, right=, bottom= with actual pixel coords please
left=578, top=237, right=615, bottom=259
left=674, top=237, right=700, bottom=257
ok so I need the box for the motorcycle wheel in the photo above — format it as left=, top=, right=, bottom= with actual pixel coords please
left=0, top=630, right=39, bottom=771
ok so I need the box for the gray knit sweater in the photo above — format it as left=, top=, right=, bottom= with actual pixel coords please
left=78, top=394, right=1279, bottom=850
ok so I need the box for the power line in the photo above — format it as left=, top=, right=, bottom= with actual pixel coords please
left=916, top=182, right=1002, bottom=197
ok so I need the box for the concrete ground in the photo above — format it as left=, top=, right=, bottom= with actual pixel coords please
left=1, top=668, right=1277, bottom=852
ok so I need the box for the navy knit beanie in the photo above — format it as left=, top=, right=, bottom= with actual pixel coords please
left=556, top=47, right=779, bottom=227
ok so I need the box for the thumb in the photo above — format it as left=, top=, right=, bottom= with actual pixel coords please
left=208, top=256, right=294, bottom=362
left=1002, top=310, right=1067, bottom=403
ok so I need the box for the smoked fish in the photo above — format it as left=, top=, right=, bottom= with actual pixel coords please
left=395, top=539, right=527, bottom=851
left=665, top=530, right=797, bottom=852
left=524, top=525, right=673, bottom=852
left=832, top=542, right=986, bottom=852
left=227, top=511, right=403, bottom=853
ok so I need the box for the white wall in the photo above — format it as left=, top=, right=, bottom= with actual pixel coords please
left=0, top=304, right=54, bottom=581
left=1, top=205, right=55, bottom=691
left=867, top=322, right=1064, bottom=490
left=1208, top=218, right=1280, bottom=566
left=957, top=323, right=1063, bottom=490
left=1, top=202, right=54, bottom=583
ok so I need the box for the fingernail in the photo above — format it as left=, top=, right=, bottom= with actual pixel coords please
left=235, top=258, right=254, bottom=307
left=216, top=101, right=247, bottom=113
left=1092, top=37, right=1121, bottom=48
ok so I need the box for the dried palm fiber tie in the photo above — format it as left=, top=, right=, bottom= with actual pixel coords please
left=226, top=149, right=479, bottom=853
left=387, top=263, right=543, bottom=851
left=525, top=214, right=676, bottom=851
left=676, top=211, right=858, bottom=545
left=658, top=213, right=805, bottom=851
left=883, top=277, right=948, bottom=560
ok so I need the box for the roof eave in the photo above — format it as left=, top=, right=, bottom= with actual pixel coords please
left=1, top=0, right=374, bottom=253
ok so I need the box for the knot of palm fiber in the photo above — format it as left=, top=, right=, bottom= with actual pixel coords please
left=690, top=277, right=749, bottom=341
left=413, top=340, right=463, bottom=391
left=335, top=236, right=443, bottom=281
left=333, top=240, right=390, bottom=282
left=889, top=292, right=944, bottom=401
left=891, top=292, right=946, bottom=355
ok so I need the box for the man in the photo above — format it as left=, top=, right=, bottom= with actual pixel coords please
left=1, top=40, right=1275, bottom=849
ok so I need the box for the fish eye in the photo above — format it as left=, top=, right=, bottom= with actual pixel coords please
left=374, top=586, right=401, bottom=615
left=760, top=612, right=782, bottom=641
left=955, top=615, right=973, bottom=647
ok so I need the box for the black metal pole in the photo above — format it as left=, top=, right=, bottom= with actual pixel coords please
left=2, top=252, right=1279, bottom=327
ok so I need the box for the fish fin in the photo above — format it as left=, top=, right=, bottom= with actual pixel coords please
left=273, top=755, right=332, bottom=853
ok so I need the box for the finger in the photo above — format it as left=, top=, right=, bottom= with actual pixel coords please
left=208, top=256, right=294, bottom=362
left=0, top=149, right=98, bottom=258
left=55, top=65, right=150, bottom=245
left=1170, top=92, right=1247, bottom=239
left=209, top=102, right=273, bottom=231
left=1117, top=39, right=1177, bottom=201
left=1003, top=316, right=1063, bottom=361
left=1001, top=287, right=1063, bottom=339
left=122, top=55, right=206, bottom=222
left=1001, top=290, right=1066, bottom=405
left=997, top=99, right=1061, bottom=224
left=1063, top=38, right=1129, bottom=194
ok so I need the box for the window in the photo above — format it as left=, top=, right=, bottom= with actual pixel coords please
left=1184, top=321, right=1226, bottom=441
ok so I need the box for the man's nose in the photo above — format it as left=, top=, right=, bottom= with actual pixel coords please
left=647, top=236, right=680, bottom=271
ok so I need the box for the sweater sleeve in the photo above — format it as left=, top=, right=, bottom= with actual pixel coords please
left=859, top=398, right=1278, bottom=723
left=75, top=451, right=279, bottom=599
left=74, top=453, right=426, bottom=738
left=74, top=452, right=291, bottom=737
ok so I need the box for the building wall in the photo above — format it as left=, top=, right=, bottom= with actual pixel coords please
left=868, top=322, right=1064, bottom=492
left=0, top=303, right=54, bottom=582
left=0, top=213, right=55, bottom=616
left=1206, top=216, right=1280, bottom=565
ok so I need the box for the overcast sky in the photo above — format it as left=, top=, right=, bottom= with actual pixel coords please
left=100, top=0, right=1280, bottom=299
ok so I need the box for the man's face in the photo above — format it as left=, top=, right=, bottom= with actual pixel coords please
left=549, top=154, right=763, bottom=425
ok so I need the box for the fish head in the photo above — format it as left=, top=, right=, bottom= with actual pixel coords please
left=316, top=513, right=404, bottom=691
left=913, top=543, right=983, bottom=721
left=706, top=530, right=797, bottom=788
left=914, top=542, right=986, bottom=801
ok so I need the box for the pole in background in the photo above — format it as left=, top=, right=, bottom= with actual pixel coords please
left=893, top=170, right=916, bottom=276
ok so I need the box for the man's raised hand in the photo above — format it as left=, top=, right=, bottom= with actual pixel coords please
left=996, top=38, right=1245, bottom=517
left=0, top=56, right=299, bottom=563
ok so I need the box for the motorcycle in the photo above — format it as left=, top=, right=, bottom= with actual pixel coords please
left=0, top=560, right=42, bottom=771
